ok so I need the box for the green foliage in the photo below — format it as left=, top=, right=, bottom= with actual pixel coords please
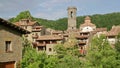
left=115, top=33, right=120, bottom=67
left=21, top=35, right=120, bottom=68
left=33, top=18, right=67, bottom=30
left=9, top=10, right=120, bottom=30
left=9, top=10, right=33, bottom=23
left=21, top=37, right=58, bottom=68
left=54, top=44, right=82, bottom=68
left=115, top=33, right=120, bottom=52
left=64, top=34, right=78, bottom=48
left=21, top=45, right=58, bottom=68
left=21, top=35, right=81, bottom=68
left=54, top=36, right=82, bottom=68
left=85, top=35, right=117, bottom=68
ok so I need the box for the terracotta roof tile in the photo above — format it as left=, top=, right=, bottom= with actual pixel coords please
left=36, top=35, right=63, bottom=40
left=0, top=18, right=30, bottom=34
left=14, top=19, right=36, bottom=26
left=107, top=26, right=120, bottom=36
left=80, top=16, right=96, bottom=27
left=96, top=28, right=107, bottom=32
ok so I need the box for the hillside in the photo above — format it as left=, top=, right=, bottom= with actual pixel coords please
left=9, top=11, right=120, bottom=30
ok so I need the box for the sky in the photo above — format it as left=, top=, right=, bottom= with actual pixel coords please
left=0, top=0, right=120, bottom=20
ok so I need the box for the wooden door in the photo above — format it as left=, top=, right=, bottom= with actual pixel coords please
left=0, top=61, right=15, bottom=68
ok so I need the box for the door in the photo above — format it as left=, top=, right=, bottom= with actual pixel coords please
left=0, top=61, right=15, bottom=68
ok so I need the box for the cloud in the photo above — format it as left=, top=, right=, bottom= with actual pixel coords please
left=34, top=8, right=67, bottom=20
left=0, top=0, right=120, bottom=20
left=39, top=0, right=71, bottom=9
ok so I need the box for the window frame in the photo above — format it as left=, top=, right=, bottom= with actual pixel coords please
left=5, top=41, right=13, bottom=53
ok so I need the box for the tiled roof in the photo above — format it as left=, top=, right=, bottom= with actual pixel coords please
left=67, top=6, right=77, bottom=10
left=15, top=19, right=36, bottom=26
left=32, top=26, right=43, bottom=29
left=76, top=35, right=89, bottom=39
left=96, top=28, right=107, bottom=32
left=80, top=16, right=96, bottom=27
left=32, top=26, right=43, bottom=32
left=107, top=26, right=120, bottom=36
left=36, top=35, right=63, bottom=40
left=52, top=30, right=63, bottom=34
left=0, top=18, right=30, bottom=34
left=15, top=21, right=36, bottom=26
left=85, top=16, right=91, bottom=20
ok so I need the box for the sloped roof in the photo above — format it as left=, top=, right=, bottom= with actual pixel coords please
left=52, top=30, right=63, bottom=34
left=15, top=19, right=37, bottom=26
left=36, top=35, right=63, bottom=40
left=107, top=25, right=120, bottom=36
left=0, top=18, right=30, bottom=34
left=96, top=28, right=107, bottom=32
left=67, top=6, right=77, bottom=10
left=80, top=16, right=96, bottom=27
left=32, top=26, right=43, bottom=32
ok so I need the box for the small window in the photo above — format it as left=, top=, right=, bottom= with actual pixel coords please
left=5, top=41, right=12, bottom=52
left=49, top=48, right=52, bottom=52
left=71, top=11, right=73, bottom=18
left=80, top=47, right=83, bottom=50
left=25, top=26, right=27, bottom=29
left=72, top=27, right=74, bottom=29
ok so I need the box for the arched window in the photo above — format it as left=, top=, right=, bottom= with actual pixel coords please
left=71, top=11, right=73, bottom=18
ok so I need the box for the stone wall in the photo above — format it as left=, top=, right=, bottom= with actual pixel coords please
left=0, top=25, right=22, bottom=65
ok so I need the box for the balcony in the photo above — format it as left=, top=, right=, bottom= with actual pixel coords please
left=76, top=35, right=89, bottom=39
left=78, top=41, right=86, bottom=45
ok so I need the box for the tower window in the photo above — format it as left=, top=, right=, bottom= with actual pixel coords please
left=49, top=48, right=52, bottom=52
left=71, top=11, right=73, bottom=18
left=72, top=27, right=74, bottom=29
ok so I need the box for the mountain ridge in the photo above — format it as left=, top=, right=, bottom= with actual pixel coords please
left=9, top=11, right=120, bottom=30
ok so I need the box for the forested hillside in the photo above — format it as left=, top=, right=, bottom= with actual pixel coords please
left=9, top=11, right=120, bottom=30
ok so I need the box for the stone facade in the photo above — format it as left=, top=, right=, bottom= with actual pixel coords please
left=0, top=25, right=22, bottom=65
left=67, top=7, right=77, bottom=30
left=0, top=18, right=30, bottom=68
left=15, top=19, right=45, bottom=42
left=46, top=44, right=57, bottom=55
left=33, top=35, right=63, bottom=55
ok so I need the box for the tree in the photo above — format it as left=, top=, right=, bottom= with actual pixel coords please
left=54, top=44, right=82, bottom=68
left=21, top=37, right=58, bottom=68
left=115, top=33, right=120, bottom=67
left=85, top=35, right=117, bottom=68
left=54, top=35, right=82, bottom=68
left=9, top=11, right=33, bottom=23
left=115, top=33, right=120, bottom=52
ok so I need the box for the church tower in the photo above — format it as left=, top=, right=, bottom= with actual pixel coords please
left=67, top=7, right=77, bottom=30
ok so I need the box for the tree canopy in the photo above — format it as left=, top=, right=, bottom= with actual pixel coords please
left=85, top=35, right=117, bottom=68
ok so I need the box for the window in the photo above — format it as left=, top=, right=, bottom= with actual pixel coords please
left=5, top=41, right=12, bottom=52
left=72, top=27, right=73, bottom=29
left=49, top=48, right=52, bottom=52
left=25, top=26, right=27, bottom=29
left=71, top=11, right=73, bottom=18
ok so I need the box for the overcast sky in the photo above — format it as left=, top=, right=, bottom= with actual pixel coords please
left=0, top=0, right=120, bottom=20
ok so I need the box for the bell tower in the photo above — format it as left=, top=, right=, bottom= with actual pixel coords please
left=67, top=7, right=77, bottom=30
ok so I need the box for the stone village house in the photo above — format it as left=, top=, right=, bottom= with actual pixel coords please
left=0, top=18, right=30, bottom=68
left=15, top=19, right=45, bottom=42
